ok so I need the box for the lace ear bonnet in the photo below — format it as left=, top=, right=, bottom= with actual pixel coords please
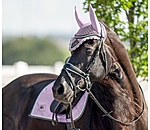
left=69, top=5, right=107, bottom=52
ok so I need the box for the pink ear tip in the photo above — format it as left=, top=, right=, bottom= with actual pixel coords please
left=89, top=4, right=93, bottom=10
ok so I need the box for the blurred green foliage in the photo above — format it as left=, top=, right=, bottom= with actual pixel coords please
left=2, top=37, right=69, bottom=66
left=83, top=0, right=148, bottom=81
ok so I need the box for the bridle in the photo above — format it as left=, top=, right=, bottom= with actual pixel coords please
left=63, top=23, right=107, bottom=96
left=63, top=38, right=105, bottom=97
left=58, top=27, right=144, bottom=130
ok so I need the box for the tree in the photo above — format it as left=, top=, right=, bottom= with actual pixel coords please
left=2, top=37, right=68, bottom=66
left=83, top=0, right=148, bottom=81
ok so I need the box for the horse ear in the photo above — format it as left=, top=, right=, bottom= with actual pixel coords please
left=89, top=5, right=101, bottom=33
left=75, top=6, right=86, bottom=28
left=109, top=62, right=123, bottom=80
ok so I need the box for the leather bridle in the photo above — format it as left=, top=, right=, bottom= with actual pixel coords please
left=63, top=38, right=105, bottom=97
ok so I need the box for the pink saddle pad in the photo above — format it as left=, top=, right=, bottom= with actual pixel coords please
left=30, top=81, right=88, bottom=123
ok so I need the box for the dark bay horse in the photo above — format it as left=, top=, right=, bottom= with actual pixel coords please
left=3, top=24, right=148, bottom=130
left=3, top=5, right=148, bottom=130
left=52, top=26, right=148, bottom=130
left=52, top=24, right=148, bottom=129
left=52, top=5, right=148, bottom=130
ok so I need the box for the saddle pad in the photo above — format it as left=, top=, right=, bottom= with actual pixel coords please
left=29, top=81, right=88, bottom=123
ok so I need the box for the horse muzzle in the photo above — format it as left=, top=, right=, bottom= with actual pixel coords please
left=52, top=75, right=74, bottom=103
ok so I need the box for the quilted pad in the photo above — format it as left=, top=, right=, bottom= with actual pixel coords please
left=30, top=81, right=88, bottom=123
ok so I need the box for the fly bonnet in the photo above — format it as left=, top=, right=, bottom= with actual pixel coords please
left=69, top=5, right=107, bottom=52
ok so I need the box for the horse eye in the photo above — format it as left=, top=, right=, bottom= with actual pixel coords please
left=85, top=48, right=93, bottom=55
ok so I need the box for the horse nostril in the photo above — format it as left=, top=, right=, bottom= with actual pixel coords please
left=57, top=84, right=64, bottom=95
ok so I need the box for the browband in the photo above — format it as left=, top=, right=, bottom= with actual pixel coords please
left=74, top=33, right=103, bottom=39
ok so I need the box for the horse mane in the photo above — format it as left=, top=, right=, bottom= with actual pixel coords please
left=88, top=21, right=144, bottom=128
left=99, top=22, right=143, bottom=107
left=101, top=21, right=138, bottom=86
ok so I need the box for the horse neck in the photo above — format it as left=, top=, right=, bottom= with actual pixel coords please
left=89, top=22, right=146, bottom=130
left=105, top=30, right=143, bottom=107
left=90, top=37, right=143, bottom=127
left=90, top=77, right=142, bottom=129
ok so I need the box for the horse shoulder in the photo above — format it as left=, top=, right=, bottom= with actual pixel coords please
left=2, top=73, right=58, bottom=130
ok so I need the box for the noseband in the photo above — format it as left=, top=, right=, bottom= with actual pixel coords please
left=60, top=30, right=144, bottom=130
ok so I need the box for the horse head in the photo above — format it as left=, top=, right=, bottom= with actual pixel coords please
left=52, top=5, right=122, bottom=104
left=53, top=5, right=148, bottom=129
left=52, top=4, right=147, bottom=119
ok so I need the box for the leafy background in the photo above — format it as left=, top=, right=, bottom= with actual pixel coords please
left=83, top=0, right=148, bottom=81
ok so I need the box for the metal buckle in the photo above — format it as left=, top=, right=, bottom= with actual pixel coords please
left=76, top=79, right=86, bottom=91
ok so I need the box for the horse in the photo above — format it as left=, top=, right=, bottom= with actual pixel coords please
left=52, top=5, right=148, bottom=130
left=3, top=5, right=148, bottom=130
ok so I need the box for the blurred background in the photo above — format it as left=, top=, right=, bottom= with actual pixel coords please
left=2, top=0, right=89, bottom=86
left=2, top=0, right=148, bottom=102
